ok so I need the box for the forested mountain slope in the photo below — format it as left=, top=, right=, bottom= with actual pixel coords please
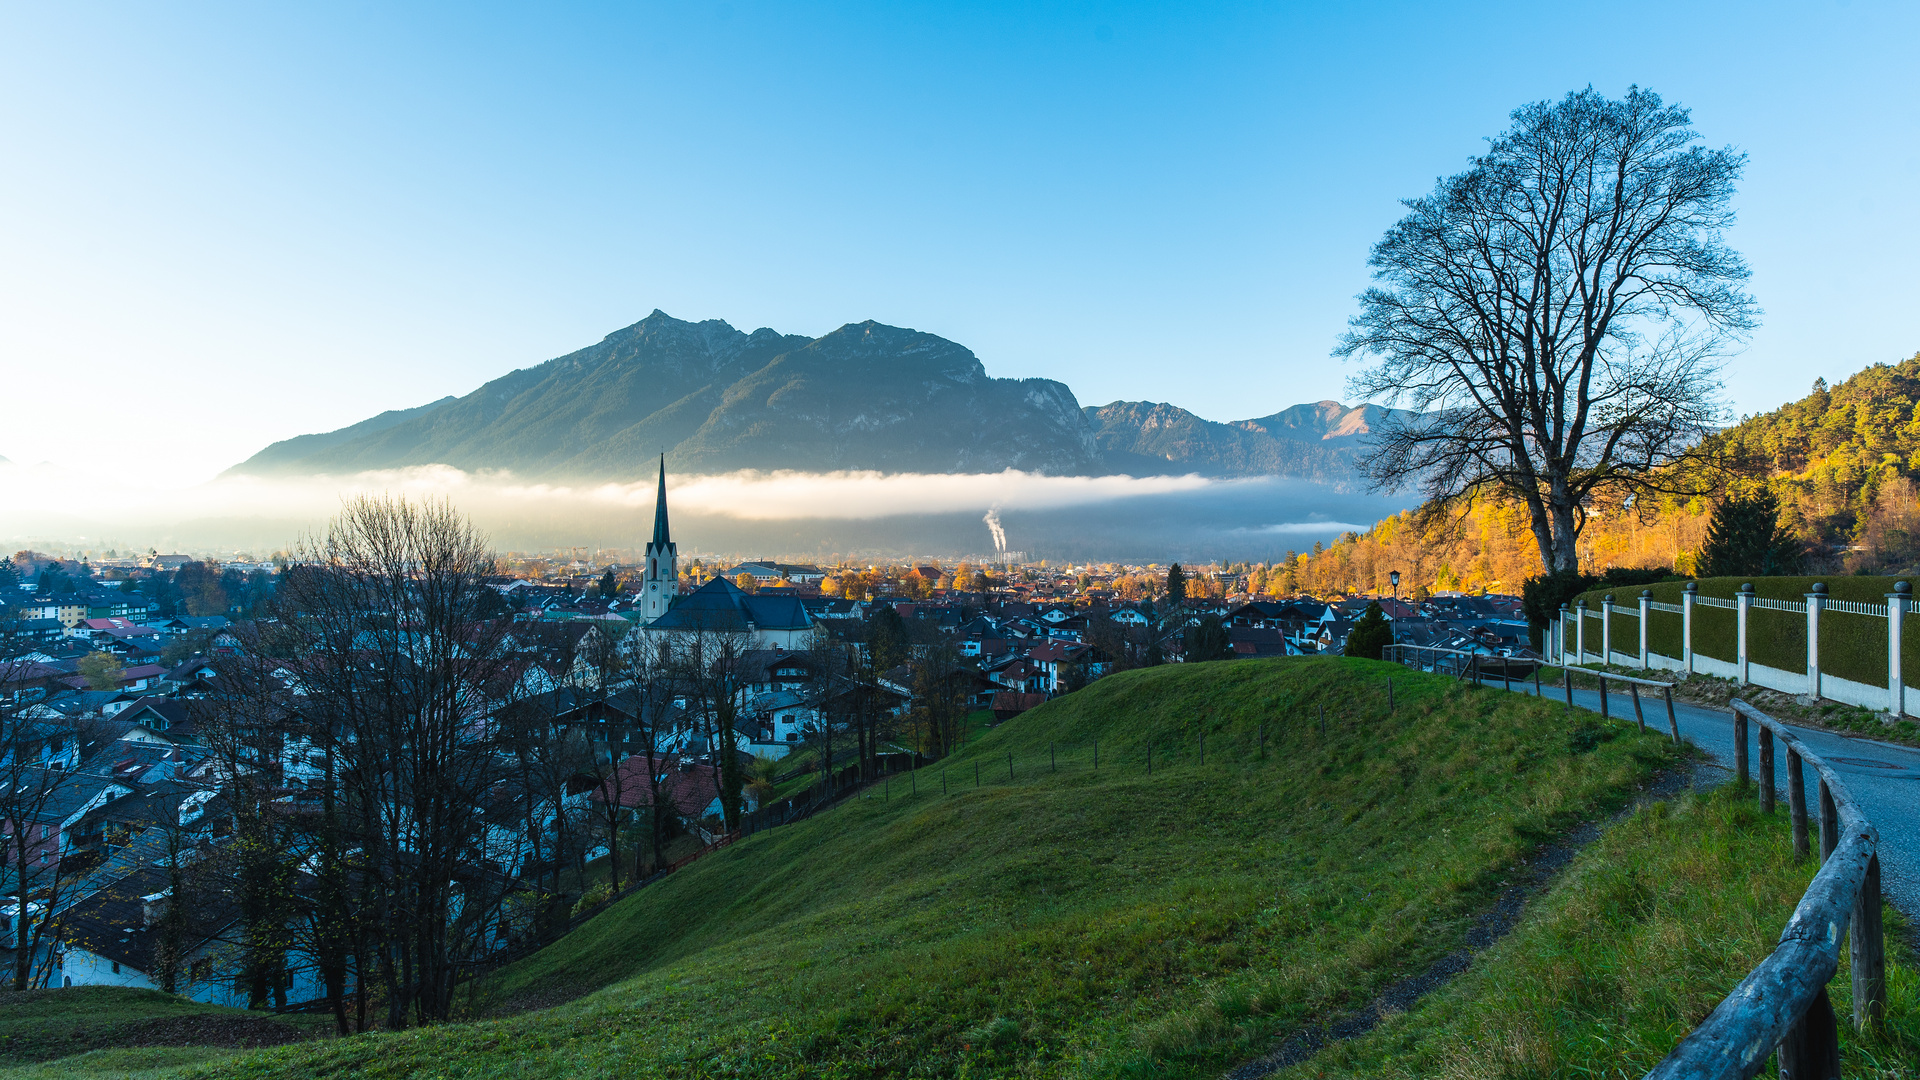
left=1264, top=352, right=1920, bottom=597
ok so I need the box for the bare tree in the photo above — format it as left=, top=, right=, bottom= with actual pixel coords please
left=276, top=495, right=521, bottom=1027
left=661, top=618, right=752, bottom=835
left=1339, top=87, right=1755, bottom=572
left=0, top=625, right=98, bottom=990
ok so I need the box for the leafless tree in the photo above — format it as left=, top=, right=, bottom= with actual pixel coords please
left=275, top=495, right=522, bottom=1027
left=0, top=624, right=99, bottom=990
left=661, top=619, right=752, bottom=834
left=1339, top=87, right=1755, bottom=572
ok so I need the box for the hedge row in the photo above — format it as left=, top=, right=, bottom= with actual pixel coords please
left=1561, top=575, right=1919, bottom=688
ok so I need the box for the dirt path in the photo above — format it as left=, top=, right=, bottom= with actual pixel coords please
left=1223, top=761, right=1722, bottom=1079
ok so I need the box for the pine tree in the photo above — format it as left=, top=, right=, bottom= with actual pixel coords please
left=599, top=567, right=618, bottom=599
left=1698, top=489, right=1804, bottom=577
left=1344, top=601, right=1393, bottom=660
left=1165, top=563, right=1187, bottom=606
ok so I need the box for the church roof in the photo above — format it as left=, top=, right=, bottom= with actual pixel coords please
left=646, top=576, right=812, bottom=633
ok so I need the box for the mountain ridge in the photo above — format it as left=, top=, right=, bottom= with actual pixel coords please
left=227, top=312, right=1405, bottom=483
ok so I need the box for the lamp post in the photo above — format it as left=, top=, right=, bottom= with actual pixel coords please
left=1390, top=570, right=1400, bottom=601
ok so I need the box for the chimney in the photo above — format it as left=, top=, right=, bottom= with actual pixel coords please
left=141, top=890, right=170, bottom=928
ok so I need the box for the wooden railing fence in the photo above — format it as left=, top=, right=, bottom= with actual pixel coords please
left=1643, top=698, right=1886, bottom=1079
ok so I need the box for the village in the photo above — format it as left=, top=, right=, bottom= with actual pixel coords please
left=0, top=472, right=1532, bottom=1014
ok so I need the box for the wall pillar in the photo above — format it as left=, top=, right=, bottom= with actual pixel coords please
left=1891, top=582, right=1910, bottom=716
left=1602, top=593, right=1615, bottom=664
left=1806, top=582, right=1826, bottom=701
left=1737, top=583, right=1754, bottom=686
left=1576, top=599, right=1587, bottom=663
left=1683, top=581, right=1697, bottom=674
left=1639, top=590, right=1652, bottom=669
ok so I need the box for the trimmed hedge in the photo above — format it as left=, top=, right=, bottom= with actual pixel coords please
left=1564, top=576, right=1915, bottom=688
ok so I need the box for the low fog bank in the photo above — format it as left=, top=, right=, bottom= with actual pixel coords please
left=0, top=465, right=1413, bottom=562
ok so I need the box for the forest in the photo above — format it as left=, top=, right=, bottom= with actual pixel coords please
left=1265, top=352, right=1920, bottom=597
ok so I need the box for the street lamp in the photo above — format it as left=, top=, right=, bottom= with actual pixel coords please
left=1389, top=570, right=1400, bottom=600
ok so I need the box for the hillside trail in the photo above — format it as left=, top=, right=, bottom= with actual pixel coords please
left=1223, top=757, right=1720, bottom=1079
left=1228, top=675, right=1920, bottom=1079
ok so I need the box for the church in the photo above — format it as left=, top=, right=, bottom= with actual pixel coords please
left=638, top=457, right=815, bottom=649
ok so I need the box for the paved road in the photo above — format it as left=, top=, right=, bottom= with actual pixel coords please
left=1479, top=675, right=1920, bottom=913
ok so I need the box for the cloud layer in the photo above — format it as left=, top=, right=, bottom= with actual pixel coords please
left=0, top=462, right=1407, bottom=560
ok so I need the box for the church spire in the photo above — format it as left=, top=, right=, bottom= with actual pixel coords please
left=640, top=454, right=679, bottom=625
left=651, top=453, right=671, bottom=548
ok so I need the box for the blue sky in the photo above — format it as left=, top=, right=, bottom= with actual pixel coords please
left=2, top=0, right=1917, bottom=484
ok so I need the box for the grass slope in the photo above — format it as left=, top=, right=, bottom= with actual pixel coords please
left=0, top=986, right=310, bottom=1078
left=187, top=657, right=1676, bottom=1079
left=1296, top=783, right=1920, bottom=1078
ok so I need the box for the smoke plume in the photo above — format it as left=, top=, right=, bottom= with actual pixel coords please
left=983, top=507, right=1008, bottom=553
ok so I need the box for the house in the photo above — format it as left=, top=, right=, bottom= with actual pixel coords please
left=1229, top=627, right=1298, bottom=658
left=55, top=865, right=327, bottom=1007
left=724, top=562, right=826, bottom=586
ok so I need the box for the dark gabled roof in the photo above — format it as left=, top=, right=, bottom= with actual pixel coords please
left=645, top=577, right=812, bottom=633
left=60, top=865, right=236, bottom=974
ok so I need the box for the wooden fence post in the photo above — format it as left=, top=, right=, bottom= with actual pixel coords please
left=1788, top=749, right=1809, bottom=861
left=1563, top=668, right=1572, bottom=711
left=1629, top=683, right=1645, bottom=731
left=1598, top=674, right=1610, bottom=720
left=1854, top=853, right=1887, bottom=1031
left=1819, top=780, right=1838, bottom=862
left=1777, top=986, right=1842, bottom=1080
left=1533, top=664, right=1542, bottom=698
left=1759, top=726, right=1775, bottom=814
left=1663, top=685, right=1680, bottom=744
left=1734, top=711, right=1749, bottom=786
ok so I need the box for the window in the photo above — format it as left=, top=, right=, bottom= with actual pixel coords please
left=111, top=961, right=120, bottom=974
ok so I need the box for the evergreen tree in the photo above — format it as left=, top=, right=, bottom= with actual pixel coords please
left=869, top=604, right=909, bottom=673
left=599, top=567, right=618, bottom=599
left=1184, top=614, right=1230, bottom=662
left=1698, top=489, right=1804, bottom=577
left=1344, top=601, right=1393, bottom=660
left=1165, top=563, right=1187, bottom=606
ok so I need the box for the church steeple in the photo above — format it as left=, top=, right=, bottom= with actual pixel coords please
left=641, top=455, right=679, bottom=624
left=651, top=454, right=672, bottom=549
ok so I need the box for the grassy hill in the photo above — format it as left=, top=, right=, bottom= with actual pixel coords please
left=165, top=657, right=1680, bottom=1078
left=0, top=986, right=311, bottom=1078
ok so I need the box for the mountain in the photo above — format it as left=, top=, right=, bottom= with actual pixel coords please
left=1085, top=399, right=1407, bottom=482
left=226, top=311, right=1396, bottom=482
left=228, top=312, right=1098, bottom=479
